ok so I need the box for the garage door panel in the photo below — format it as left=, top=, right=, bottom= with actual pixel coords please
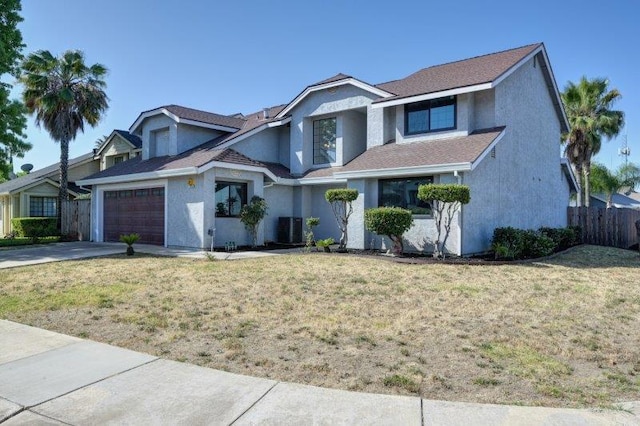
left=103, top=187, right=164, bottom=245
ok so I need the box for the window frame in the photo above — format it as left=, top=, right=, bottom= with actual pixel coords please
left=313, top=117, right=337, bottom=165
left=378, top=176, right=434, bottom=216
left=404, top=96, right=457, bottom=136
left=29, top=196, right=57, bottom=217
left=215, top=181, right=248, bottom=218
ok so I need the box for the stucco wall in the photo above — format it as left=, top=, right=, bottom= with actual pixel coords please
left=166, top=174, right=205, bottom=248
left=289, top=85, right=379, bottom=175
left=233, top=126, right=281, bottom=164
left=263, top=184, right=294, bottom=242
left=141, top=114, right=176, bottom=160
left=461, top=54, right=567, bottom=254
left=309, top=184, right=344, bottom=242
left=342, top=110, right=367, bottom=164
left=473, top=89, right=496, bottom=130
left=177, top=124, right=223, bottom=154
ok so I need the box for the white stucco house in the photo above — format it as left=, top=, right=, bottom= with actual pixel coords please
left=77, top=43, right=577, bottom=255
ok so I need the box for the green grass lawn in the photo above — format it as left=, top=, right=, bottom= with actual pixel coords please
left=0, top=236, right=60, bottom=248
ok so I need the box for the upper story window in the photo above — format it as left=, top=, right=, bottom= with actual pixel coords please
left=313, top=117, right=337, bottom=164
left=30, top=196, right=57, bottom=217
left=215, top=181, right=247, bottom=217
left=405, top=96, right=456, bottom=135
left=378, top=177, right=434, bottom=215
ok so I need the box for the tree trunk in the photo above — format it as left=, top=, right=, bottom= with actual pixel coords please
left=58, top=137, right=70, bottom=231
left=583, top=161, right=591, bottom=208
left=389, top=235, right=403, bottom=256
left=575, top=164, right=584, bottom=207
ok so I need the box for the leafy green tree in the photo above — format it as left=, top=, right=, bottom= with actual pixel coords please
left=589, top=162, right=640, bottom=208
left=0, top=0, right=29, bottom=180
left=20, top=50, right=109, bottom=226
left=325, top=188, right=358, bottom=251
left=364, top=207, right=413, bottom=255
left=418, top=184, right=470, bottom=259
left=561, top=77, right=624, bottom=207
left=239, top=196, right=268, bottom=247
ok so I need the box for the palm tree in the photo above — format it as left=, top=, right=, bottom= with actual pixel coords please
left=590, top=162, right=640, bottom=208
left=20, top=50, right=108, bottom=227
left=561, top=77, right=624, bottom=207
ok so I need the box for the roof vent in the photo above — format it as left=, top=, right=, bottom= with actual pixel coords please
left=263, top=108, right=269, bottom=120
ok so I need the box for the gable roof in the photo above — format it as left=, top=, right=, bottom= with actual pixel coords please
left=375, top=44, right=541, bottom=102
left=77, top=134, right=293, bottom=186
left=302, top=127, right=505, bottom=180
left=113, top=130, right=142, bottom=149
left=0, top=152, right=95, bottom=195
left=129, top=104, right=246, bottom=134
left=371, top=43, right=568, bottom=133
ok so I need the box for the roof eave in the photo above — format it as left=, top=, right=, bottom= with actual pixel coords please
left=371, top=83, right=493, bottom=109
left=77, top=167, right=198, bottom=186
left=334, top=163, right=472, bottom=179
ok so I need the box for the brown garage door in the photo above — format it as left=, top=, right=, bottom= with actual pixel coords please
left=104, top=187, right=165, bottom=245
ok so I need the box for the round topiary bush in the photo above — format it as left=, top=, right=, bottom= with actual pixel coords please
left=364, top=207, right=413, bottom=255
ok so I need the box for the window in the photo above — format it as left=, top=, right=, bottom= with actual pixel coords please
left=378, top=177, right=434, bottom=215
left=29, top=196, right=57, bottom=217
left=215, top=181, right=247, bottom=217
left=405, top=96, right=456, bottom=135
left=113, top=155, right=126, bottom=164
left=313, top=117, right=337, bottom=164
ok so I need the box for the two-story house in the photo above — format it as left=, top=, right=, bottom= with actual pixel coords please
left=0, top=129, right=141, bottom=236
left=77, top=43, right=577, bottom=255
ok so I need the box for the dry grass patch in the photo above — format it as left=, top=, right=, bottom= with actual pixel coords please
left=1, top=245, right=639, bottom=408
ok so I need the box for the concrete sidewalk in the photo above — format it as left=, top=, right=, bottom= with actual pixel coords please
left=0, top=241, right=299, bottom=269
left=0, top=320, right=637, bottom=425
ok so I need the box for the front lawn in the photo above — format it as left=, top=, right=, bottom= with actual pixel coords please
left=1, top=245, right=639, bottom=408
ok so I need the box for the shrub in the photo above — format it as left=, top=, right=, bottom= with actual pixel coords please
left=325, top=188, right=359, bottom=251
left=305, top=217, right=320, bottom=251
left=240, top=196, right=268, bottom=248
left=315, top=237, right=334, bottom=252
left=417, top=184, right=470, bottom=259
left=539, top=227, right=580, bottom=251
left=11, top=217, right=58, bottom=238
left=364, top=207, right=413, bottom=255
left=119, top=233, right=140, bottom=256
left=492, top=226, right=578, bottom=260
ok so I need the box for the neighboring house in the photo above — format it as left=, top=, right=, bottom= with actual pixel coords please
left=589, top=193, right=640, bottom=209
left=78, top=43, right=577, bottom=255
left=0, top=130, right=141, bottom=236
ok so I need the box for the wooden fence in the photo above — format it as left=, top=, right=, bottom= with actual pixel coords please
left=567, top=207, right=640, bottom=249
left=61, top=199, right=91, bottom=241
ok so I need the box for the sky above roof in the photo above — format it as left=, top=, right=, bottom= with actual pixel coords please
left=9, top=0, right=640, bottom=172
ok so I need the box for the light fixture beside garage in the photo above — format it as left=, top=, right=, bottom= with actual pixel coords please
left=187, top=177, right=196, bottom=187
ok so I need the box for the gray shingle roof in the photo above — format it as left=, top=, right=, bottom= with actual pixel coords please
left=0, top=152, right=95, bottom=195
left=310, top=73, right=352, bottom=87
left=113, top=130, right=142, bottom=149
left=163, top=105, right=246, bottom=129
left=302, top=127, right=505, bottom=179
left=79, top=134, right=292, bottom=181
left=374, top=44, right=541, bottom=102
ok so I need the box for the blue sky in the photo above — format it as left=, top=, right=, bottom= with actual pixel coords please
left=10, top=0, right=640, bottom=171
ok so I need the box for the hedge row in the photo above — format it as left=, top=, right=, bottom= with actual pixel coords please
left=491, top=226, right=580, bottom=260
left=11, top=217, right=58, bottom=238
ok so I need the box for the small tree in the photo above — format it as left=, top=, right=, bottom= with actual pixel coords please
left=590, top=162, right=640, bottom=208
left=119, top=233, right=139, bottom=256
left=325, top=188, right=358, bottom=251
left=239, top=196, right=268, bottom=248
left=364, top=207, right=413, bottom=255
left=417, top=184, right=470, bottom=259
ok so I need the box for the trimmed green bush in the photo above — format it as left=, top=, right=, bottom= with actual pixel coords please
left=240, top=196, right=268, bottom=248
left=539, top=227, right=580, bottom=251
left=325, top=188, right=359, bottom=250
left=11, top=217, right=58, bottom=238
left=364, top=207, right=413, bottom=255
left=417, top=183, right=470, bottom=259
